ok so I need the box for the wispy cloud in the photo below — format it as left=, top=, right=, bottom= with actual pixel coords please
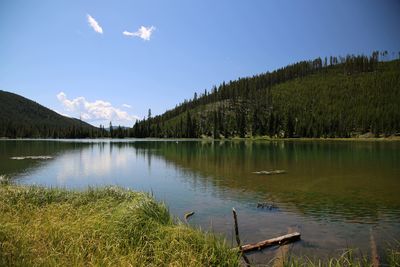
left=122, top=104, right=132, bottom=108
left=87, top=14, right=103, bottom=34
left=57, top=92, right=139, bottom=126
left=123, top=26, right=155, bottom=41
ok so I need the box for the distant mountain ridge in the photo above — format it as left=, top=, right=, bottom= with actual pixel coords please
left=0, top=90, right=99, bottom=138
left=132, top=54, right=400, bottom=138
left=2, top=53, right=399, bottom=139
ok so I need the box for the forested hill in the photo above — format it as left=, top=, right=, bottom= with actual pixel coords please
left=132, top=54, right=400, bottom=138
left=0, top=90, right=99, bottom=138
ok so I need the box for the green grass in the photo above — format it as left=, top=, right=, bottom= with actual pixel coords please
left=1, top=182, right=399, bottom=267
left=282, top=249, right=371, bottom=267
left=0, top=184, right=240, bottom=266
left=280, top=247, right=400, bottom=267
left=386, top=240, right=400, bottom=267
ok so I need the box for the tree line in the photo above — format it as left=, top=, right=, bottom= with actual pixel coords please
left=132, top=52, right=400, bottom=138
left=1, top=51, right=398, bottom=139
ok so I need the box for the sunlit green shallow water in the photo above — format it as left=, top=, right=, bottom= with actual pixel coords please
left=1, top=139, right=399, bottom=263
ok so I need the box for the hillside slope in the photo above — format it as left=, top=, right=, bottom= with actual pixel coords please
left=0, top=90, right=98, bottom=138
left=132, top=56, right=400, bottom=138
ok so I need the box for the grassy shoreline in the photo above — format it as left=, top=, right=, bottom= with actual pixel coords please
left=1, top=184, right=399, bottom=266
left=240, top=136, right=400, bottom=142
left=0, top=184, right=239, bottom=266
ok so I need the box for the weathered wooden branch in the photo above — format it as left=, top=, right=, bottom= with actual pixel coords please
left=184, top=211, right=195, bottom=222
left=232, top=208, right=241, bottom=246
left=240, top=232, right=301, bottom=252
left=272, top=227, right=293, bottom=267
left=232, top=208, right=251, bottom=266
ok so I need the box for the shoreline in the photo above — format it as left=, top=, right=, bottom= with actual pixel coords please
left=1, top=183, right=398, bottom=266
left=1, top=136, right=400, bottom=142
left=237, top=136, right=400, bottom=142
left=0, top=184, right=240, bottom=266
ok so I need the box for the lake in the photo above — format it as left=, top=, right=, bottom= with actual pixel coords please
left=1, top=139, right=399, bottom=264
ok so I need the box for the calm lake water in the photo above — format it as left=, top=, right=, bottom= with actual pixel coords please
left=1, top=139, right=399, bottom=263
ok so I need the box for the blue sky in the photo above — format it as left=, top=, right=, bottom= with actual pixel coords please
left=1, top=0, right=400, bottom=126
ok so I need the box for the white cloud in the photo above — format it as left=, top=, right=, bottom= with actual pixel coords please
left=123, top=26, right=155, bottom=41
left=57, top=92, right=139, bottom=126
left=87, top=14, right=103, bottom=34
left=122, top=31, right=134, bottom=36
left=122, top=104, right=132, bottom=108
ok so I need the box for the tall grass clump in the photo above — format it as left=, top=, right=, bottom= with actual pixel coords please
left=0, top=185, right=240, bottom=266
left=0, top=175, right=9, bottom=185
left=281, top=248, right=400, bottom=267
left=387, top=241, right=400, bottom=267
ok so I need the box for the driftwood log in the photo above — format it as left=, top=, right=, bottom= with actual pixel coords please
left=240, top=232, right=301, bottom=252
left=273, top=227, right=294, bottom=267
left=252, top=170, right=286, bottom=175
